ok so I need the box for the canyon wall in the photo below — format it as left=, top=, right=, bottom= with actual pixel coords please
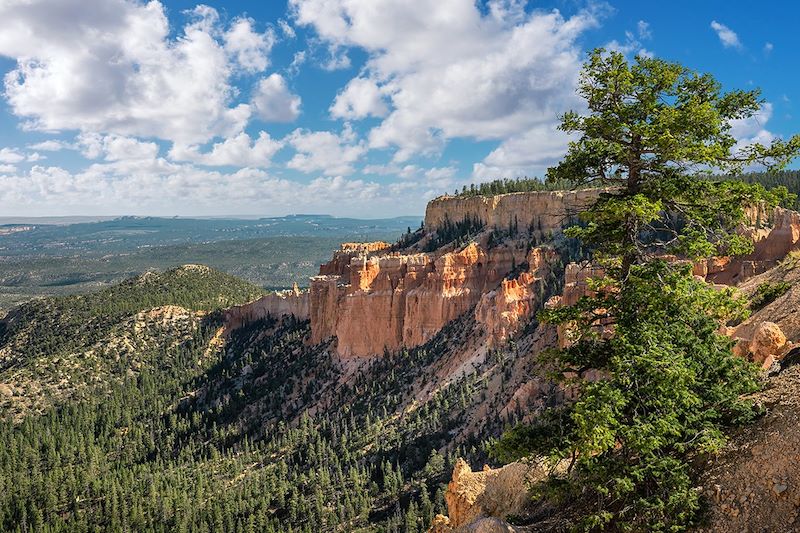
left=234, top=192, right=800, bottom=358
left=474, top=246, right=558, bottom=345
left=311, top=241, right=541, bottom=357
left=224, top=284, right=309, bottom=331
left=424, top=189, right=600, bottom=235
left=302, top=191, right=603, bottom=357
left=705, top=206, right=800, bottom=284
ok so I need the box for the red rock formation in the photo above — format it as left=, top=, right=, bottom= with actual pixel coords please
left=310, top=240, right=537, bottom=357
left=474, top=247, right=558, bottom=345
left=430, top=458, right=553, bottom=532
left=707, top=207, right=800, bottom=284
left=224, top=284, right=309, bottom=331
left=318, top=241, right=391, bottom=277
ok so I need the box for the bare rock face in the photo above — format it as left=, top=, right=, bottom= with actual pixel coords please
left=311, top=240, right=541, bottom=357
left=318, top=241, right=392, bottom=277
left=224, top=284, right=309, bottom=331
left=751, top=321, right=788, bottom=366
left=424, top=190, right=600, bottom=238
left=474, top=247, right=558, bottom=346
left=707, top=207, right=800, bottom=284
left=430, top=458, right=542, bottom=532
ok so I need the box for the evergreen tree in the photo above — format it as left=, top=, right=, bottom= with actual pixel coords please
left=494, top=49, right=800, bottom=531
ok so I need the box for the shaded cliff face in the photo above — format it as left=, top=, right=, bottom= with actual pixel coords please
left=474, top=247, right=559, bottom=346
left=223, top=284, right=308, bottom=331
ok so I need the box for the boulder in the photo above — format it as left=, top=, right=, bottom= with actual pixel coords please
left=750, top=322, right=788, bottom=368
left=430, top=458, right=535, bottom=532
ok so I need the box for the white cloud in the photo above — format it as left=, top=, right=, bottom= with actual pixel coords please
left=764, top=42, right=774, bottom=54
left=291, top=0, right=600, bottom=166
left=423, top=166, right=457, bottom=189
left=252, top=73, right=302, bottom=122
left=307, top=175, right=380, bottom=201
left=730, top=102, right=776, bottom=152
left=0, top=164, right=17, bottom=173
left=605, top=21, right=653, bottom=59
left=321, top=44, right=352, bottom=71
left=473, top=123, right=574, bottom=180
left=169, top=131, right=283, bottom=167
left=363, top=163, right=421, bottom=179
left=288, top=51, right=307, bottom=77
left=637, top=20, right=652, bottom=40
left=279, top=19, right=296, bottom=39
left=70, top=133, right=158, bottom=161
left=28, top=140, right=70, bottom=151
left=0, top=147, right=26, bottom=163
left=330, top=77, right=388, bottom=119
left=0, top=158, right=405, bottom=217
left=287, top=126, right=366, bottom=175
left=0, top=0, right=259, bottom=144
left=102, top=135, right=159, bottom=161
left=710, top=20, right=742, bottom=49
left=224, top=17, right=275, bottom=73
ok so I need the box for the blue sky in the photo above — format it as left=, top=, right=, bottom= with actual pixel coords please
left=0, top=0, right=797, bottom=218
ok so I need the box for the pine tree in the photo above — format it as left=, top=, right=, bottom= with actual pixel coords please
left=495, top=48, right=800, bottom=531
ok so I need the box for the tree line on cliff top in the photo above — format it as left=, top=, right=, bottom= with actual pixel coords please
left=493, top=48, right=800, bottom=532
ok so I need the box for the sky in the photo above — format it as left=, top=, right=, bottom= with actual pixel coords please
left=0, top=0, right=797, bottom=218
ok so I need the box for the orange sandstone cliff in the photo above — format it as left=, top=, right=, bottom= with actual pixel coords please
left=310, top=240, right=551, bottom=357
left=226, top=193, right=800, bottom=361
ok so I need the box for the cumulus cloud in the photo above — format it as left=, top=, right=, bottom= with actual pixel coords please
left=307, top=175, right=380, bottom=201
left=473, top=123, right=575, bottom=180
left=330, top=77, right=388, bottom=119
left=169, top=131, right=283, bottom=167
left=252, top=74, right=302, bottom=122
left=224, top=17, right=276, bottom=73
left=0, top=148, right=27, bottom=164
left=0, top=0, right=266, bottom=144
left=0, top=154, right=402, bottom=217
left=710, top=20, right=742, bottom=49
left=28, top=140, right=71, bottom=151
left=0, top=147, right=42, bottom=163
left=730, top=102, right=776, bottom=153
left=290, top=0, right=600, bottom=169
left=287, top=126, right=366, bottom=175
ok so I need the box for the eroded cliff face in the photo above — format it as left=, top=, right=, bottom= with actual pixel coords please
left=474, top=247, right=559, bottom=346
left=430, top=459, right=538, bottom=532
left=705, top=206, right=800, bottom=284
left=227, top=194, right=800, bottom=360
left=223, top=283, right=309, bottom=331
left=424, top=190, right=600, bottom=236
left=311, top=240, right=551, bottom=357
